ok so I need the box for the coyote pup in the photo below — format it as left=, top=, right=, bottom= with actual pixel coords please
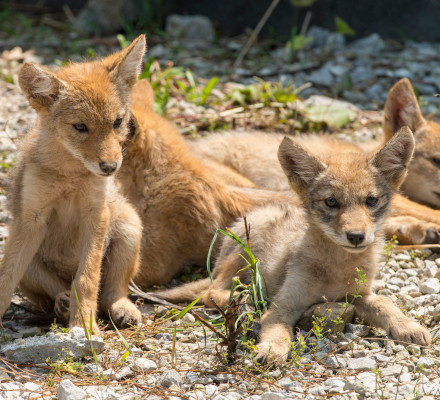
left=0, top=36, right=146, bottom=333
left=158, top=127, right=431, bottom=363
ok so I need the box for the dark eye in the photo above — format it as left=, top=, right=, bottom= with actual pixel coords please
left=432, top=158, right=440, bottom=168
left=324, top=197, right=339, bottom=208
left=73, top=123, right=87, bottom=132
left=366, top=195, right=379, bottom=207
left=113, top=118, right=123, bottom=129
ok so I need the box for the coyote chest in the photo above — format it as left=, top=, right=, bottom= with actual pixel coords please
left=37, top=185, right=108, bottom=280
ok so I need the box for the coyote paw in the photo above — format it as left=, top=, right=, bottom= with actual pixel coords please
left=54, top=291, right=70, bottom=322
left=69, top=310, right=101, bottom=336
left=255, top=339, right=290, bottom=365
left=110, top=298, right=141, bottom=328
left=390, top=320, right=431, bottom=346
left=396, top=221, right=440, bottom=245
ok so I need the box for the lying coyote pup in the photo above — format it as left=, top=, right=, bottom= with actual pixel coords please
left=190, top=78, right=440, bottom=245
left=158, top=127, right=431, bottom=362
left=0, top=36, right=146, bottom=333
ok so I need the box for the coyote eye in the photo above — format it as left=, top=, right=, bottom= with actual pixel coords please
left=324, top=197, right=338, bottom=208
left=366, top=195, right=379, bottom=207
left=113, top=118, right=123, bottom=129
left=73, top=123, right=88, bottom=132
left=432, top=157, right=440, bottom=168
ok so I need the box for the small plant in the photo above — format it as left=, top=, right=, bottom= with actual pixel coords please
left=139, top=59, right=219, bottom=114
left=204, top=217, right=270, bottom=364
left=227, top=78, right=298, bottom=106
left=286, top=27, right=312, bottom=62
left=334, top=16, right=355, bottom=36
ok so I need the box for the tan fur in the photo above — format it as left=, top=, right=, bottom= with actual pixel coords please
left=159, top=128, right=431, bottom=364
left=118, top=80, right=293, bottom=288
left=190, top=120, right=440, bottom=245
left=0, top=36, right=147, bottom=333
left=383, top=78, right=440, bottom=209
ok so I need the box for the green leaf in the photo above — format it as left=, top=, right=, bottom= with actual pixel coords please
left=335, top=16, right=355, bottom=36
left=175, top=293, right=204, bottom=320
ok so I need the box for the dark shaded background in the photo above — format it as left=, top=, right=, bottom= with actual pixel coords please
left=4, top=0, right=440, bottom=41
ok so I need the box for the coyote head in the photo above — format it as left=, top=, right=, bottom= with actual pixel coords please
left=384, top=78, right=440, bottom=207
left=18, top=35, right=145, bottom=176
left=278, top=127, right=415, bottom=253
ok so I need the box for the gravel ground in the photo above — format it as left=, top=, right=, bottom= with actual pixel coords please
left=0, top=25, right=439, bottom=400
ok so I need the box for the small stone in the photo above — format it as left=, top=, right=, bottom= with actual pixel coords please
left=114, top=365, right=132, bottom=380
left=159, top=369, right=182, bottom=388
left=134, top=357, right=157, bottom=372
left=416, top=356, right=436, bottom=369
left=181, top=313, right=195, bottom=324
left=407, top=344, right=421, bottom=356
left=260, top=392, right=285, bottom=400
left=166, top=14, right=214, bottom=43
left=420, top=278, right=440, bottom=294
left=346, top=357, right=377, bottom=371
left=345, top=323, right=368, bottom=336
left=57, top=379, right=87, bottom=400
left=154, top=306, right=168, bottom=317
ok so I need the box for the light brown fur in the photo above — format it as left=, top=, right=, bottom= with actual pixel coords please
left=190, top=79, right=440, bottom=245
left=0, top=36, right=146, bottom=333
left=157, top=128, right=431, bottom=364
left=118, top=80, right=293, bottom=288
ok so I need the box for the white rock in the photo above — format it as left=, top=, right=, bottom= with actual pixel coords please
left=346, top=357, right=377, bottom=371
left=0, top=331, right=104, bottom=363
left=260, top=392, right=285, bottom=400
left=134, top=357, right=157, bottom=372
left=0, top=382, right=21, bottom=400
left=57, top=379, right=87, bottom=400
left=417, top=356, right=436, bottom=369
left=420, top=278, right=440, bottom=294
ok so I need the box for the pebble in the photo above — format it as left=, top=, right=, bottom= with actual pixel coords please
left=420, top=278, right=440, bottom=294
left=57, top=379, right=87, bottom=400
left=346, top=357, right=377, bottom=371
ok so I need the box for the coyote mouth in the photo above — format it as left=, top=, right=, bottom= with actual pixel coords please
left=343, top=245, right=368, bottom=252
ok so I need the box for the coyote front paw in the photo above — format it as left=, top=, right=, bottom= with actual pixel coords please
left=54, top=291, right=70, bottom=322
left=69, top=308, right=101, bottom=336
left=255, top=339, right=290, bottom=365
left=109, top=298, right=141, bottom=328
left=390, top=320, right=431, bottom=346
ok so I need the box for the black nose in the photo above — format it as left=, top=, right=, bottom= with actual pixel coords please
left=99, top=162, right=117, bottom=175
left=346, top=231, right=365, bottom=246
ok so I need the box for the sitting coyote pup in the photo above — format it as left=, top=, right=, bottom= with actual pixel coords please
left=0, top=36, right=146, bottom=333
left=158, top=127, right=431, bottom=362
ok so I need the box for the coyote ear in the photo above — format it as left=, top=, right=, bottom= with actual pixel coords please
left=18, top=63, right=64, bottom=110
left=105, top=34, right=146, bottom=95
left=371, top=126, right=415, bottom=189
left=278, top=137, right=326, bottom=192
left=383, top=78, right=425, bottom=141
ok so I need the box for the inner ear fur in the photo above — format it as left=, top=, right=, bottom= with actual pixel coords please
left=372, top=126, right=415, bottom=189
left=104, top=34, right=146, bottom=94
left=18, top=63, right=65, bottom=110
left=383, top=78, right=425, bottom=141
left=278, top=136, right=326, bottom=192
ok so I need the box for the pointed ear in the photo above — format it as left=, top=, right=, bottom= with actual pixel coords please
left=383, top=78, right=425, bottom=140
left=278, top=136, right=326, bottom=192
left=371, top=126, right=415, bottom=189
left=18, top=63, right=64, bottom=110
left=105, top=34, right=146, bottom=94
